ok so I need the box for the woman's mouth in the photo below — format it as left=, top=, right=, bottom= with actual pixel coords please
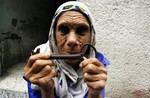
left=66, top=51, right=80, bottom=55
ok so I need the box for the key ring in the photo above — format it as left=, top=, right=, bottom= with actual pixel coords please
left=80, top=43, right=98, bottom=58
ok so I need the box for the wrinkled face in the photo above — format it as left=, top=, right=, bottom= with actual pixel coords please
left=55, top=11, right=91, bottom=67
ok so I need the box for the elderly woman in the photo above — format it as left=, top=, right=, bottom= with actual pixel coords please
left=24, top=1, right=109, bottom=98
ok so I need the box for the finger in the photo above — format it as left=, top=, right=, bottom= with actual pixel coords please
left=82, top=64, right=107, bottom=74
left=31, top=59, right=55, bottom=73
left=80, top=58, right=104, bottom=68
left=83, top=72, right=107, bottom=82
left=83, top=57, right=87, bottom=60
left=29, top=65, right=56, bottom=84
left=27, top=52, right=50, bottom=68
left=33, top=65, right=53, bottom=79
left=86, top=80, right=106, bottom=90
left=79, top=57, right=87, bottom=67
left=24, top=60, right=55, bottom=81
left=36, top=70, right=57, bottom=86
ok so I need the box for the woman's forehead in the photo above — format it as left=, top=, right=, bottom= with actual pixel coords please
left=57, top=11, right=89, bottom=26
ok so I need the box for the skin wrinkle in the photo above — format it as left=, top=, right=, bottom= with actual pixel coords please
left=57, top=12, right=89, bottom=30
left=55, top=11, right=91, bottom=69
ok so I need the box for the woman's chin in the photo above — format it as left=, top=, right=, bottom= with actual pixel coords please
left=64, top=59, right=80, bottom=66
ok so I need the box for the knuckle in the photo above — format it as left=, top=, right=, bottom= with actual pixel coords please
left=99, top=80, right=106, bottom=88
left=105, top=76, right=108, bottom=81
left=29, top=77, right=36, bottom=83
left=29, top=56, right=34, bottom=61
left=91, top=83, right=99, bottom=89
left=51, top=70, right=57, bottom=76
left=93, top=86, right=98, bottom=89
left=83, top=73, right=88, bottom=78
left=96, top=82, right=103, bottom=89
left=34, top=60, right=41, bottom=66
left=100, top=68, right=108, bottom=74
left=86, top=64, right=93, bottom=71
left=88, top=81, right=106, bottom=90
left=25, top=72, right=31, bottom=81
left=45, top=65, right=52, bottom=71
left=92, top=58, right=98, bottom=63
left=105, top=69, right=108, bottom=74
left=40, top=78, right=49, bottom=85
left=83, top=73, right=89, bottom=81
left=40, top=78, right=46, bottom=84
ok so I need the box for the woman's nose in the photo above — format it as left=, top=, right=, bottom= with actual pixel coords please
left=67, top=32, right=78, bottom=47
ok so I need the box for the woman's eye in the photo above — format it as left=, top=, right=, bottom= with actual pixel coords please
left=76, top=26, right=88, bottom=35
left=58, top=25, right=69, bottom=34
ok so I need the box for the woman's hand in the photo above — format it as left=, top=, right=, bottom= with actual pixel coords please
left=24, top=53, right=57, bottom=91
left=80, top=57, right=108, bottom=98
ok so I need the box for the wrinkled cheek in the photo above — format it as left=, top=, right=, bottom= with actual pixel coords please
left=56, top=37, right=66, bottom=54
left=57, top=43, right=64, bottom=54
left=83, top=34, right=91, bottom=43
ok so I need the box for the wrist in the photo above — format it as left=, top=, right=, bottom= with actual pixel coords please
left=88, top=93, right=102, bottom=98
left=88, top=89, right=102, bottom=98
left=40, top=88, right=54, bottom=98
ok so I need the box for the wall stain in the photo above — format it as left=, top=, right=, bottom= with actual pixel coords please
left=12, top=18, right=18, bottom=27
left=132, top=88, right=146, bottom=98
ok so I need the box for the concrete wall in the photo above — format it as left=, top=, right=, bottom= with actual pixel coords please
left=0, top=0, right=70, bottom=73
left=79, top=0, right=150, bottom=98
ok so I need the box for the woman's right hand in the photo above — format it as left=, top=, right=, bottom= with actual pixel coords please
left=24, top=52, right=57, bottom=91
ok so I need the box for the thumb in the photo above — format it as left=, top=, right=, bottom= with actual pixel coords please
left=79, top=56, right=87, bottom=68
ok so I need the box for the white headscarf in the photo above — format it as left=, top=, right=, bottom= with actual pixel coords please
left=32, top=1, right=97, bottom=98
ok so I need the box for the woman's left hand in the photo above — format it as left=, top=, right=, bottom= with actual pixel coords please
left=80, top=57, right=108, bottom=97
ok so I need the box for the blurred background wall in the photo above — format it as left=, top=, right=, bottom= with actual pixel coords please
left=0, top=0, right=73, bottom=74
left=79, top=0, right=150, bottom=98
